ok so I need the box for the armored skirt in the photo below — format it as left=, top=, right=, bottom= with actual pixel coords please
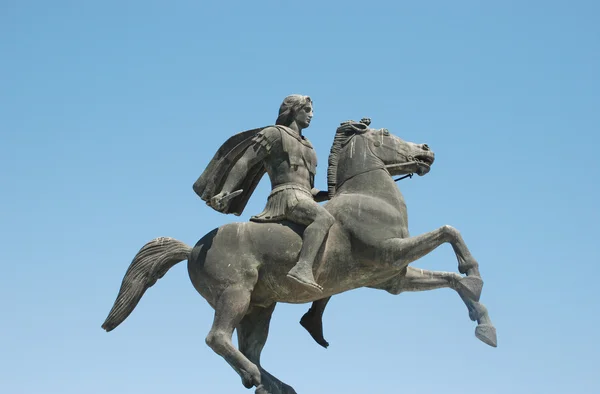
left=251, top=184, right=313, bottom=223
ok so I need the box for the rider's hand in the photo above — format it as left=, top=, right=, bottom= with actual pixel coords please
left=210, top=192, right=229, bottom=212
left=312, top=188, right=330, bottom=203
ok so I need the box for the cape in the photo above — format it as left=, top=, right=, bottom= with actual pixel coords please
left=193, top=127, right=269, bottom=216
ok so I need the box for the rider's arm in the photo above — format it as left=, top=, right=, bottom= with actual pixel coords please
left=220, top=148, right=262, bottom=193
left=219, top=126, right=279, bottom=194
left=312, top=188, right=330, bottom=203
left=309, top=149, right=328, bottom=202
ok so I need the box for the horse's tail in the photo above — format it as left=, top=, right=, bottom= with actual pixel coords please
left=101, top=237, right=192, bottom=332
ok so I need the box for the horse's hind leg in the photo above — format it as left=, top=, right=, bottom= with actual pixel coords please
left=373, top=267, right=497, bottom=347
left=237, top=304, right=298, bottom=394
left=205, top=285, right=261, bottom=390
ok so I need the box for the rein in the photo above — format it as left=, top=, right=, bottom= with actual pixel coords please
left=336, top=166, right=413, bottom=192
left=394, top=173, right=413, bottom=182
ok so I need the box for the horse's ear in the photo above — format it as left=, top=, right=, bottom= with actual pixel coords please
left=337, top=119, right=369, bottom=134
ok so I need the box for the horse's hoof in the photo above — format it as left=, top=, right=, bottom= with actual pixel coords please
left=475, top=324, right=497, bottom=347
left=457, top=276, right=483, bottom=301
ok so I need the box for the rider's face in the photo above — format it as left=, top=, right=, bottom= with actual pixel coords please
left=294, top=104, right=313, bottom=129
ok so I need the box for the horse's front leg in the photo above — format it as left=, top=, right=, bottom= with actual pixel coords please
left=380, top=225, right=483, bottom=301
left=372, top=266, right=462, bottom=294
left=371, top=267, right=497, bottom=347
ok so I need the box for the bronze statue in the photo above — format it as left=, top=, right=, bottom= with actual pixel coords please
left=102, top=98, right=496, bottom=394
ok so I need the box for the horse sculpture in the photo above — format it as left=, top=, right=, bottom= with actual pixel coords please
left=102, top=121, right=496, bottom=394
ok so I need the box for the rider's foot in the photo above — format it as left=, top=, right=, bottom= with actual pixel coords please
left=300, top=309, right=329, bottom=348
left=287, top=261, right=323, bottom=293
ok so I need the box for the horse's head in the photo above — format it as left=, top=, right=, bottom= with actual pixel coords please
left=327, top=119, right=435, bottom=197
left=363, top=126, right=435, bottom=178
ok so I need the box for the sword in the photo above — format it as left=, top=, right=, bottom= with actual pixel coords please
left=209, top=189, right=243, bottom=211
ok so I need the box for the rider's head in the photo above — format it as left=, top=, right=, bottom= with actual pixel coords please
left=276, top=95, right=313, bottom=128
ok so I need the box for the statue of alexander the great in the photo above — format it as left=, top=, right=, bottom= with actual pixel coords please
left=102, top=97, right=496, bottom=394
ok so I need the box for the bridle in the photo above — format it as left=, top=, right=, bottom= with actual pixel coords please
left=361, top=132, right=415, bottom=183
left=335, top=132, right=415, bottom=191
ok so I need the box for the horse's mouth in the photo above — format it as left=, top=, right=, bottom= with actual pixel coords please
left=410, top=154, right=434, bottom=176
left=413, top=154, right=434, bottom=166
left=386, top=153, right=434, bottom=177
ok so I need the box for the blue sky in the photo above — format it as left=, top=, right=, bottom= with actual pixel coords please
left=1, top=1, right=599, bottom=393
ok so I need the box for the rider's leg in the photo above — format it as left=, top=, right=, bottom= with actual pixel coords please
left=286, top=199, right=335, bottom=292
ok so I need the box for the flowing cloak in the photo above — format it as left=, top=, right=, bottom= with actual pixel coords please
left=192, top=127, right=270, bottom=216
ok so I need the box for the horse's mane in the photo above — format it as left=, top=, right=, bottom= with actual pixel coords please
left=327, top=121, right=369, bottom=198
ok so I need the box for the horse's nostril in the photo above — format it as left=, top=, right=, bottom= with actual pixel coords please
left=422, top=144, right=430, bottom=151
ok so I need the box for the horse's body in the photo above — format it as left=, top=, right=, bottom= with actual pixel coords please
left=102, top=124, right=496, bottom=394
left=190, top=169, right=408, bottom=307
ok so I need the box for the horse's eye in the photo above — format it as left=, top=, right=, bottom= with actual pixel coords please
left=382, top=129, right=390, bottom=136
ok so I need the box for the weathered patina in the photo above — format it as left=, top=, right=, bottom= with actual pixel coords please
left=102, top=99, right=496, bottom=394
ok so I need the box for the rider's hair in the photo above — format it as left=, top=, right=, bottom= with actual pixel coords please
left=275, top=95, right=312, bottom=126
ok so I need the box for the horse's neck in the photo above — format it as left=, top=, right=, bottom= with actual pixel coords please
left=336, top=168, right=406, bottom=209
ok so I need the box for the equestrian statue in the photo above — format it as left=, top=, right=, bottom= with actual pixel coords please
left=102, top=95, right=497, bottom=394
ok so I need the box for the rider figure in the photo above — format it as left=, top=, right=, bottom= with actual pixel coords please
left=197, top=95, right=334, bottom=293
